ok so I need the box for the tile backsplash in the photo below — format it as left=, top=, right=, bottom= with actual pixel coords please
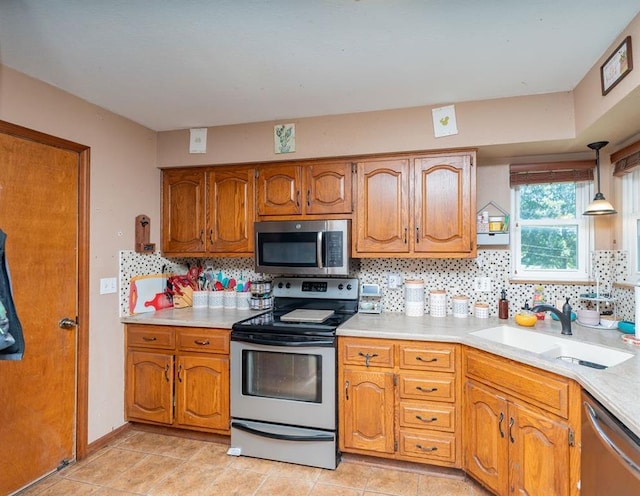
left=119, top=249, right=636, bottom=321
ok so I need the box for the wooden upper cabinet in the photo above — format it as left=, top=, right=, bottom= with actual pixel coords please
left=414, top=153, right=474, bottom=255
left=162, top=168, right=206, bottom=253
left=305, top=161, right=352, bottom=215
left=207, top=168, right=255, bottom=254
left=256, top=161, right=353, bottom=218
left=355, top=158, right=410, bottom=254
left=161, top=166, right=255, bottom=256
left=354, top=151, right=476, bottom=258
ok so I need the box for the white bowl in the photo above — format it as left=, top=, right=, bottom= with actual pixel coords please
left=599, top=316, right=620, bottom=329
left=577, top=309, right=599, bottom=325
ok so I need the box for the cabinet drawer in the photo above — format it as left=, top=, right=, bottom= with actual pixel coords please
left=464, top=348, right=569, bottom=418
left=340, top=338, right=394, bottom=368
left=399, top=373, right=455, bottom=402
left=398, top=430, right=457, bottom=464
left=126, top=325, right=175, bottom=350
left=177, top=328, right=229, bottom=354
left=399, top=401, right=456, bottom=432
left=399, top=342, right=456, bottom=372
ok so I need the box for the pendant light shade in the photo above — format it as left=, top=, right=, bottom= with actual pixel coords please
left=583, top=141, right=617, bottom=216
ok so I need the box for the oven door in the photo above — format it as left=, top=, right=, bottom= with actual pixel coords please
left=230, top=333, right=336, bottom=430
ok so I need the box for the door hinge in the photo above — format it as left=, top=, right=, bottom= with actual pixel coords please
left=394, top=440, right=398, bottom=451
left=351, top=162, right=357, bottom=174
left=569, top=428, right=575, bottom=447
left=393, top=374, right=398, bottom=387
left=57, top=459, right=71, bottom=471
left=255, top=169, right=259, bottom=178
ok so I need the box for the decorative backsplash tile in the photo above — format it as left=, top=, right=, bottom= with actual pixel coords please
left=119, top=249, right=636, bottom=321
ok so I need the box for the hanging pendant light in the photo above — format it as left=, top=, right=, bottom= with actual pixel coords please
left=583, top=140, right=617, bottom=216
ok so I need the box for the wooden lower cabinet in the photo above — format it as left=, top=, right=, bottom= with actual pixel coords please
left=339, top=337, right=462, bottom=468
left=125, top=324, right=230, bottom=434
left=464, top=348, right=580, bottom=496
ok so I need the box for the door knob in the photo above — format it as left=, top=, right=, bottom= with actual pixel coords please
left=58, top=317, right=77, bottom=329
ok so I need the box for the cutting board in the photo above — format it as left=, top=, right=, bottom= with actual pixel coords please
left=280, top=309, right=334, bottom=323
left=129, top=274, right=170, bottom=314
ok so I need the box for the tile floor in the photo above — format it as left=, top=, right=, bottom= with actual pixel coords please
left=18, top=429, right=491, bottom=496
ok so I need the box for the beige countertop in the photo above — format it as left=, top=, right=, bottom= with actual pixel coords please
left=122, top=308, right=640, bottom=438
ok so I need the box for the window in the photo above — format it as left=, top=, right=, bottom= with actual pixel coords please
left=621, top=168, right=640, bottom=281
left=511, top=181, right=592, bottom=281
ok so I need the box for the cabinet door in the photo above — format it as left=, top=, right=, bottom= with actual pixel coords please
left=414, top=154, right=474, bottom=255
left=355, top=159, right=410, bottom=253
left=207, top=168, right=255, bottom=254
left=464, top=380, right=509, bottom=496
left=175, top=354, right=230, bottom=432
left=305, top=161, right=353, bottom=214
left=340, top=368, right=395, bottom=454
left=125, top=350, right=174, bottom=424
left=510, top=400, right=571, bottom=496
left=161, top=169, right=206, bottom=253
left=256, top=164, right=301, bottom=216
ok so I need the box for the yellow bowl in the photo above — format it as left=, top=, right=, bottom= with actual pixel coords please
left=515, top=312, right=538, bottom=327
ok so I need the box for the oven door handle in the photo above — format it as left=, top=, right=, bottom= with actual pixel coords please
left=232, top=421, right=334, bottom=442
left=232, top=335, right=335, bottom=347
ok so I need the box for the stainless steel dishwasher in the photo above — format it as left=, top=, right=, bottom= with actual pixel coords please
left=581, top=390, right=640, bottom=495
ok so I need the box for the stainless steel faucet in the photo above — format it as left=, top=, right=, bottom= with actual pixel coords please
left=531, top=298, right=572, bottom=335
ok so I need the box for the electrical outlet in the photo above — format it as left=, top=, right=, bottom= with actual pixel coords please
left=100, top=277, right=117, bottom=295
left=387, top=273, right=402, bottom=289
left=474, top=277, right=492, bottom=292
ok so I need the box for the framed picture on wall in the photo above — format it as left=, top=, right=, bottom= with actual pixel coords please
left=601, top=36, right=633, bottom=96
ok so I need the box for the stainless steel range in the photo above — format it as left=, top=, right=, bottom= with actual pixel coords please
left=229, top=277, right=358, bottom=470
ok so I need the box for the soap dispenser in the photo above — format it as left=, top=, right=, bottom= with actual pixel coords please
left=499, top=289, right=509, bottom=319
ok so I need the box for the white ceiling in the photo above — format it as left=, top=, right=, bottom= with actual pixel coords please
left=1, top=0, right=640, bottom=153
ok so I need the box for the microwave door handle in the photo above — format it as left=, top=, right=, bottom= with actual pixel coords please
left=317, top=231, right=323, bottom=268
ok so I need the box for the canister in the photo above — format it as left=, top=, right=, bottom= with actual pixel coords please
left=452, top=295, right=469, bottom=318
left=404, top=279, right=425, bottom=317
left=429, top=289, right=447, bottom=317
left=474, top=302, right=489, bottom=318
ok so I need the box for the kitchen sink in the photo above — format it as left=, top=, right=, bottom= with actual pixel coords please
left=471, top=326, right=634, bottom=368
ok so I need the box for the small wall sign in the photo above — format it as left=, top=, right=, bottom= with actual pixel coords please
left=432, top=105, right=459, bottom=138
left=601, top=36, right=633, bottom=96
left=274, top=123, right=295, bottom=154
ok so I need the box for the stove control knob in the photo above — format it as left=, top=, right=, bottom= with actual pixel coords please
left=347, top=284, right=352, bottom=290
left=278, top=282, right=284, bottom=288
left=338, top=283, right=344, bottom=290
left=286, top=282, right=291, bottom=289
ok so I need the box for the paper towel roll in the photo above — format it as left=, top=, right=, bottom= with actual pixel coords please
left=635, top=285, right=640, bottom=338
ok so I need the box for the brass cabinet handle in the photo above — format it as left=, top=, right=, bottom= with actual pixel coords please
left=404, top=227, right=408, bottom=243
left=498, top=412, right=505, bottom=438
left=416, top=415, right=437, bottom=423
left=296, top=190, right=300, bottom=207
left=416, top=386, right=438, bottom=393
left=416, top=444, right=438, bottom=452
left=416, top=356, right=437, bottom=363
left=345, top=380, right=350, bottom=401
left=164, top=364, right=170, bottom=382
left=199, top=229, right=204, bottom=243
left=358, top=351, right=378, bottom=367
left=509, top=417, right=515, bottom=443
left=177, top=364, right=183, bottom=383
left=416, top=226, right=420, bottom=243
left=307, top=189, right=311, bottom=207
left=194, top=339, right=210, bottom=346
left=142, top=336, right=157, bottom=342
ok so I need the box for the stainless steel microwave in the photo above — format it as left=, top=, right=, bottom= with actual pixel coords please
left=255, top=220, right=351, bottom=275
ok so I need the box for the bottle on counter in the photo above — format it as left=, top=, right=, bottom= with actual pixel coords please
left=499, top=289, right=509, bottom=319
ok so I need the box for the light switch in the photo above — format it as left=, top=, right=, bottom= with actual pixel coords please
left=100, top=277, right=117, bottom=295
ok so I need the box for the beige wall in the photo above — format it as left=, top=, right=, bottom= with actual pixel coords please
left=0, top=65, right=159, bottom=442
left=157, top=92, right=576, bottom=167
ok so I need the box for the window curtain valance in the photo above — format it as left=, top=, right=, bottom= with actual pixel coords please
left=509, top=161, right=594, bottom=187
left=612, top=139, right=640, bottom=176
